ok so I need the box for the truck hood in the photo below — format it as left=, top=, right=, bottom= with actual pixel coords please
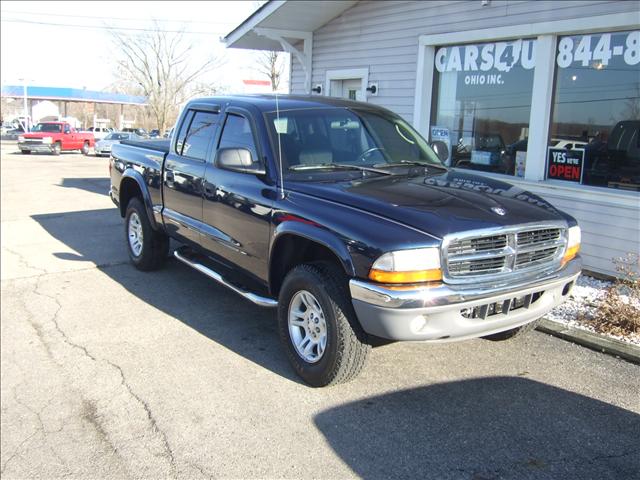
left=23, top=132, right=60, bottom=138
left=288, top=169, right=568, bottom=239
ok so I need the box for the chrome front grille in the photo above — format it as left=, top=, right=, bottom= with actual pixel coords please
left=445, top=225, right=566, bottom=281
left=517, top=228, right=561, bottom=247
left=447, top=235, right=507, bottom=255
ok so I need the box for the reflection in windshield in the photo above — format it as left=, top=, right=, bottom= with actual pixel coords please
left=32, top=123, right=62, bottom=133
left=266, top=108, right=442, bottom=175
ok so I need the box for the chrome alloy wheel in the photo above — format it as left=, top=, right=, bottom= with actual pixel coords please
left=288, top=290, right=327, bottom=363
left=128, top=212, right=144, bottom=257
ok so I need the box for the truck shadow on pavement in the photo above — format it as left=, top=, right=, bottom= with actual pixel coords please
left=32, top=207, right=302, bottom=384
left=315, top=377, right=640, bottom=480
left=58, top=177, right=110, bottom=196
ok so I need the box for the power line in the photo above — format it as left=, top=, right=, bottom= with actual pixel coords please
left=0, top=9, right=240, bottom=26
left=0, top=17, right=229, bottom=35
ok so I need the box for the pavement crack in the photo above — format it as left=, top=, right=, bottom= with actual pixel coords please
left=0, top=428, right=41, bottom=476
left=20, top=275, right=174, bottom=476
left=4, top=246, right=48, bottom=276
left=588, top=448, right=640, bottom=463
left=104, top=358, right=177, bottom=476
left=32, top=275, right=97, bottom=363
left=185, top=460, right=214, bottom=479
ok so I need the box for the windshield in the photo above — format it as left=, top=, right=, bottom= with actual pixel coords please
left=265, top=108, right=442, bottom=175
left=32, top=123, right=62, bottom=133
left=105, top=133, right=129, bottom=140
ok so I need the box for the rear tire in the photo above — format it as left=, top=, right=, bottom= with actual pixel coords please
left=482, top=319, right=540, bottom=341
left=124, top=197, right=169, bottom=271
left=278, top=262, right=370, bottom=387
left=81, top=141, right=90, bottom=155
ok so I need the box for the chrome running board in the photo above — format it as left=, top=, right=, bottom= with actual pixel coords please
left=174, top=248, right=278, bottom=308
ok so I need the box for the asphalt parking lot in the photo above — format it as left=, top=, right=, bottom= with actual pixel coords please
left=1, top=143, right=639, bottom=480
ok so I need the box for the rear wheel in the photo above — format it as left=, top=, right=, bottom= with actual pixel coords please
left=278, top=262, right=370, bottom=387
left=81, top=141, right=90, bottom=155
left=52, top=142, right=61, bottom=155
left=482, top=319, right=540, bottom=341
left=124, top=197, right=169, bottom=271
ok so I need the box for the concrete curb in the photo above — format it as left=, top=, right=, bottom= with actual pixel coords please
left=537, top=318, right=640, bottom=365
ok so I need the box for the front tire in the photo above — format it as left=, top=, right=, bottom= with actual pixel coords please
left=124, top=198, right=169, bottom=271
left=482, top=319, right=540, bottom=341
left=81, top=141, right=90, bottom=155
left=278, top=262, right=370, bottom=387
left=52, top=142, right=61, bottom=155
left=20, top=150, right=31, bottom=154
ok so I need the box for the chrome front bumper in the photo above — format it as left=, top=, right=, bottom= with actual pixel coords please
left=18, top=142, right=54, bottom=152
left=349, top=257, right=581, bottom=342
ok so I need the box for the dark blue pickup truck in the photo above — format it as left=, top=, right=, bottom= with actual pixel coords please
left=110, top=95, right=581, bottom=387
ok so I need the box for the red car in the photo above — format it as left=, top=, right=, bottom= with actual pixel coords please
left=18, top=122, right=95, bottom=155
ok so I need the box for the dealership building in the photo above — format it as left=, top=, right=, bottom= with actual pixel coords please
left=225, top=0, right=640, bottom=276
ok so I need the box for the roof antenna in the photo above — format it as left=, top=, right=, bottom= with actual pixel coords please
left=275, top=91, right=285, bottom=200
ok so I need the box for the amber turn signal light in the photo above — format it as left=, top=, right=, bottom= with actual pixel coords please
left=368, top=268, right=443, bottom=284
left=562, top=244, right=580, bottom=265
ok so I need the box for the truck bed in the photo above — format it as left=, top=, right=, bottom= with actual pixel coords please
left=120, top=138, right=170, bottom=154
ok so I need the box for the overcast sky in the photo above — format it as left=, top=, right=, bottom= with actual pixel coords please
left=0, top=1, right=277, bottom=92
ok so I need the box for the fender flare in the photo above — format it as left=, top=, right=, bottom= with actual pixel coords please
left=270, top=220, right=356, bottom=277
left=121, top=169, right=159, bottom=230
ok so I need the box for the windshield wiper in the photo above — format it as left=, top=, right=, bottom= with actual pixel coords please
left=374, top=160, right=448, bottom=170
left=288, top=163, right=392, bottom=175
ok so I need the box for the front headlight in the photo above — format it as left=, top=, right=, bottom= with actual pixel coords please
left=563, top=225, right=581, bottom=264
left=369, top=247, right=442, bottom=283
left=42, top=137, right=53, bottom=144
left=18, top=136, right=25, bottom=142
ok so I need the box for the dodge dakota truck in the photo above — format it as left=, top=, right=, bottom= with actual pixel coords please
left=19, top=121, right=94, bottom=155
left=109, top=95, right=581, bottom=387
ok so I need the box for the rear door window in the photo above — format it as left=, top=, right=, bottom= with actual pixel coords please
left=175, top=111, right=195, bottom=155
left=181, top=111, right=219, bottom=161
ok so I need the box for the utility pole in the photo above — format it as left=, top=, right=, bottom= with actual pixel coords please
left=18, top=77, right=29, bottom=131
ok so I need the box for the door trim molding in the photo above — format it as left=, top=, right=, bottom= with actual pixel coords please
left=325, top=68, right=369, bottom=101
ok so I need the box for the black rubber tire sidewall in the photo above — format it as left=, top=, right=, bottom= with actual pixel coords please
left=81, top=142, right=90, bottom=155
left=52, top=143, right=61, bottom=155
left=124, top=198, right=167, bottom=271
left=277, top=263, right=369, bottom=387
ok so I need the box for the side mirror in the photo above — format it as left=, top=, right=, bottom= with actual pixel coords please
left=217, top=148, right=265, bottom=175
left=430, top=140, right=449, bottom=163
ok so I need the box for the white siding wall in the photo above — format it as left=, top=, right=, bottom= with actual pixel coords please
left=290, top=0, right=640, bottom=276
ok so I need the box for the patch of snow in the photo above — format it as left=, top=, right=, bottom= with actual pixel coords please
left=547, top=275, right=640, bottom=346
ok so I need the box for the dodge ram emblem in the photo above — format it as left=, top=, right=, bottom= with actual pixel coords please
left=491, top=206, right=507, bottom=216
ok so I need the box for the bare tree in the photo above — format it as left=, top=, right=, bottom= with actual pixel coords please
left=109, top=22, right=221, bottom=132
left=255, top=51, right=284, bottom=91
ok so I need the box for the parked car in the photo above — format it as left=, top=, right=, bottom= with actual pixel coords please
left=110, top=95, right=581, bottom=387
left=149, top=129, right=161, bottom=138
left=583, top=120, right=640, bottom=189
left=18, top=122, right=94, bottom=155
left=95, top=132, right=140, bottom=157
left=87, top=126, right=112, bottom=141
left=122, top=127, right=148, bottom=138
left=2, top=126, right=25, bottom=140
left=453, top=133, right=507, bottom=173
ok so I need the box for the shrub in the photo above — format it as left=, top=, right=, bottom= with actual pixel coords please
left=581, top=253, right=640, bottom=337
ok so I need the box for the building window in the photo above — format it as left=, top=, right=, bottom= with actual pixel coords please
left=430, top=39, right=536, bottom=177
left=547, top=30, right=639, bottom=191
